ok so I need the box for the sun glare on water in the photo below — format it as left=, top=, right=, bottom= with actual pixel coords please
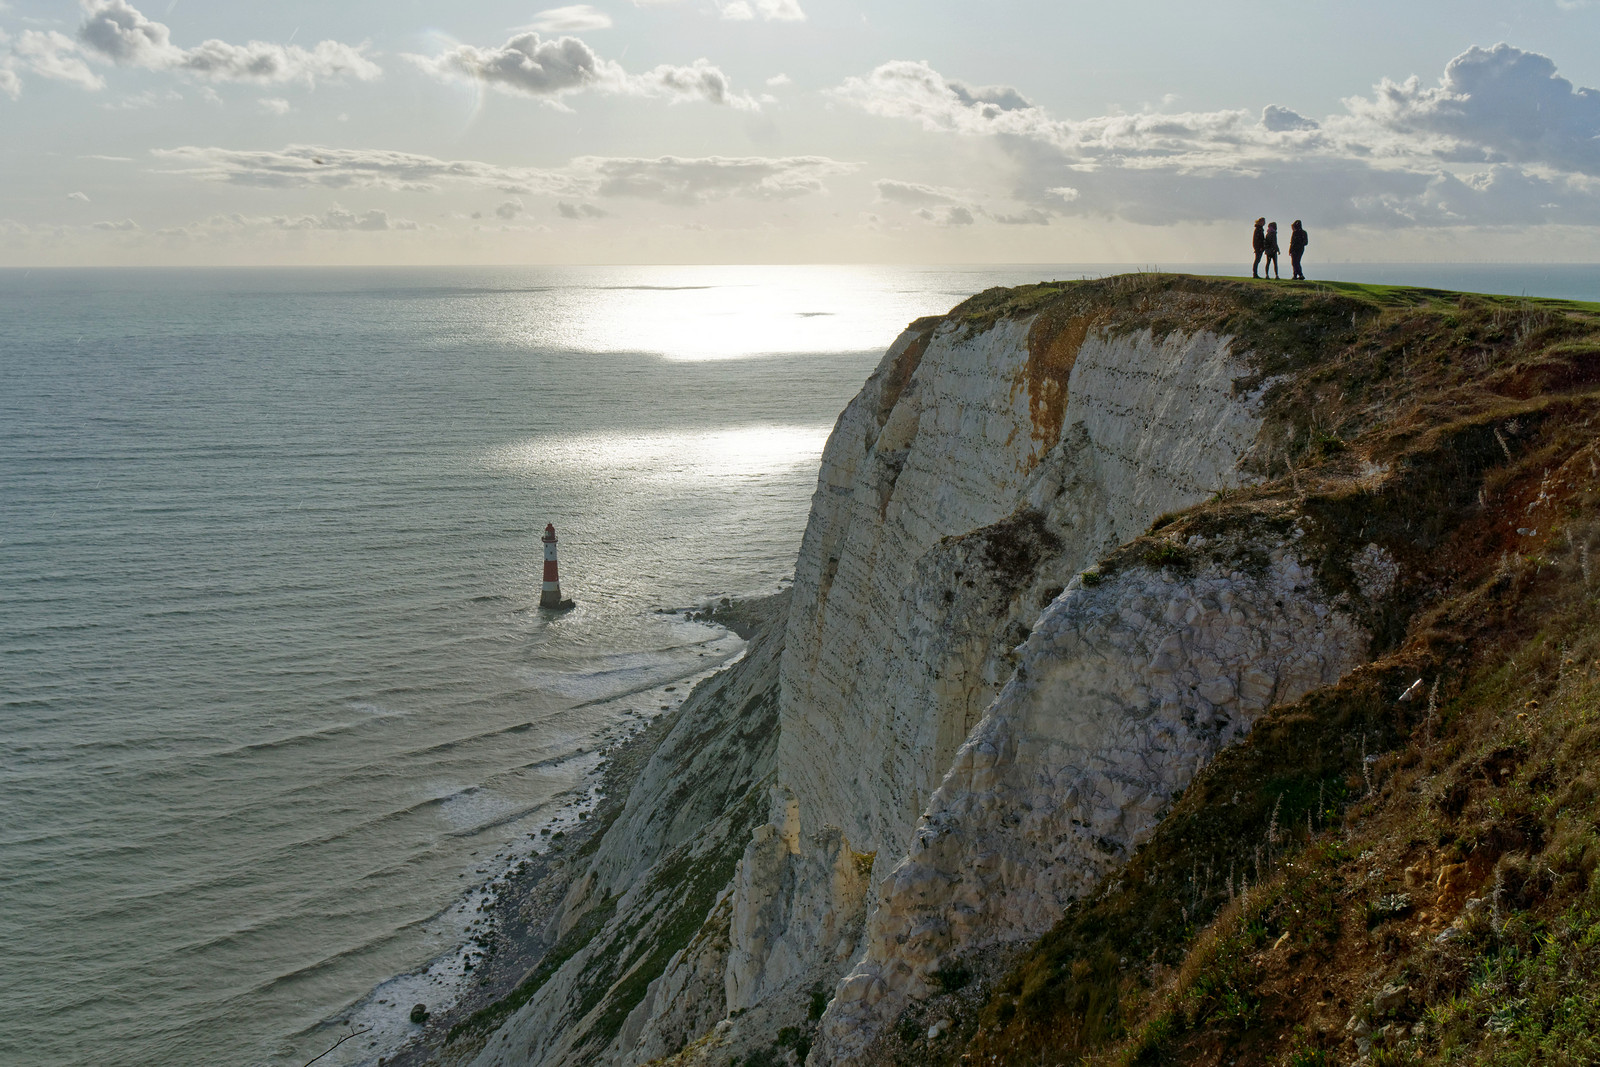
left=507, top=265, right=939, bottom=361
left=486, top=424, right=833, bottom=482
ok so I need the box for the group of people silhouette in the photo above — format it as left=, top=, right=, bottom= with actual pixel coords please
left=1251, top=217, right=1308, bottom=281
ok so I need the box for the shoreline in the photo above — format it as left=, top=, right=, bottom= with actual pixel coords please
left=294, top=591, right=791, bottom=1067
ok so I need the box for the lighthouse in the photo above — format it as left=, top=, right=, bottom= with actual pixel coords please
left=540, top=524, right=568, bottom=609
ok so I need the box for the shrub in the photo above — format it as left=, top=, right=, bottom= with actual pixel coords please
left=1143, top=542, right=1187, bottom=570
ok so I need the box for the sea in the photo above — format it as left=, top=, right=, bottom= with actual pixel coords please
left=3, top=262, right=1598, bottom=1067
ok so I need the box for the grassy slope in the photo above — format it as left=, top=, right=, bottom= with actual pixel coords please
left=860, top=274, right=1600, bottom=1067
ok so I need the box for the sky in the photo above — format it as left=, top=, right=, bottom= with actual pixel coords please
left=2, top=0, right=1600, bottom=265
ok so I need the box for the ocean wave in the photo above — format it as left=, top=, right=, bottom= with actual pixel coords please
left=45, top=749, right=591, bottom=896
left=441, top=794, right=577, bottom=838
left=517, top=641, right=736, bottom=706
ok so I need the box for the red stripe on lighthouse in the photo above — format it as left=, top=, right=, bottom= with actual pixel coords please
left=540, top=523, right=565, bottom=608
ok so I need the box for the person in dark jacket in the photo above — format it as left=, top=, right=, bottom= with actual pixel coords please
left=1251, top=217, right=1266, bottom=277
left=1289, top=219, right=1308, bottom=280
left=1262, top=221, right=1281, bottom=279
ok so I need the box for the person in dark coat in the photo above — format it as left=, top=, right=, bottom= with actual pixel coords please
left=1289, top=220, right=1308, bottom=280
left=1262, top=221, right=1281, bottom=279
left=1251, top=217, right=1266, bottom=277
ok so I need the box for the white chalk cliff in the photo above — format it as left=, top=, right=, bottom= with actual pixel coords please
left=466, top=282, right=1388, bottom=1067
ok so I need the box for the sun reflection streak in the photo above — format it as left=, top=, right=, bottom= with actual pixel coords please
left=503, top=265, right=965, bottom=362
left=485, top=425, right=833, bottom=482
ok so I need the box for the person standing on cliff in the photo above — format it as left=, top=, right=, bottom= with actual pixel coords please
left=1262, top=221, right=1281, bottom=279
left=1289, top=219, right=1309, bottom=280
left=1251, top=217, right=1267, bottom=277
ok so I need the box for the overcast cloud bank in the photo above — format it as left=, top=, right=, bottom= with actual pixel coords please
left=155, top=144, right=859, bottom=206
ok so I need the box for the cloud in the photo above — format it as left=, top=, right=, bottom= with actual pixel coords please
left=274, top=205, right=402, bottom=231
left=74, top=0, right=380, bottom=86
left=13, top=29, right=105, bottom=89
left=528, top=5, right=613, bottom=32
left=1261, top=104, right=1318, bottom=132
left=152, top=144, right=582, bottom=195
left=766, top=73, right=790, bottom=87
left=154, top=144, right=858, bottom=206
left=78, top=0, right=181, bottom=67
left=259, top=96, right=290, bottom=115
left=835, top=58, right=1336, bottom=155
left=577, top=154, right=858, bottom=204
left=495, top=197, right=524, bottom=219
left=950, top=80, right=1032, bottom=113
left=988, top=208, right=1051, bottom=225
left=874, top=178, right=964, bottom=207
left=104, top=87, right=182, bottom=109
left=92, top=217, right=138, bottom=230
left=0, top=66, right=18, bottom=100
left=1344, top=43, right=1600, bottom=174
left=144, top=208, right=424, bottom=240
left=741, top=0, right=805, bottom=19
left=253, top=208, right=420, bottom=231
left=174, top=38, right=380, bottom=85
left=836, top=45, right=1600, bottom=229
left=557, top=200, right=608, bottom=218
left=832, top=60, right=1058, bottom=139
left=410, top=32, right=604, bottom=98
left=912, top=205, right=973, bottom=226
left=67, top=190, right=90, bottom=201
left=628, top=58, right=756, bottom=108
left=875, top=177, right=1051, bottom=227
left=408, top=31, right=754, bottom=108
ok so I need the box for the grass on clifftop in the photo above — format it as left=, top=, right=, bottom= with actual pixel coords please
left=863, top=274, right=1600, bottom=1067
left=951, top=273, right=1600, bottom=331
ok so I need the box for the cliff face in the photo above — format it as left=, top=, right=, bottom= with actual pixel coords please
left=742, top=287, right=1380, bottom=1061
left=775, top=311, right=1270, bottom=861
left=813, top=534, right=1371, bottom=1062
left=460, top=275, right=1533, bottom=1067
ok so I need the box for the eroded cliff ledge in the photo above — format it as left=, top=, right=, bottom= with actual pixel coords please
left=444, top=274, right=1600, bottom=1067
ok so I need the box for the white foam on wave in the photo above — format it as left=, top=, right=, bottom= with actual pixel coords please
left=516, top=626, right=743, bottom=705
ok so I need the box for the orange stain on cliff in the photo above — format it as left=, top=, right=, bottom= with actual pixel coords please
left=876, top=319, right=938, bottom=429
left=1022, top=311, right=1096, bottom=455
